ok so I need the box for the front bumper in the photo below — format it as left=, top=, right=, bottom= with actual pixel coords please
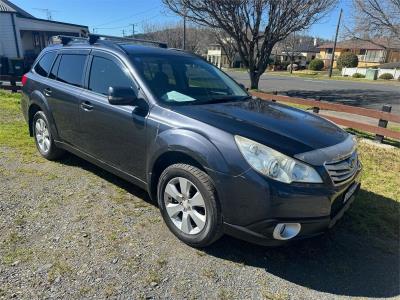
left=211, top=166, right=362, bottom=246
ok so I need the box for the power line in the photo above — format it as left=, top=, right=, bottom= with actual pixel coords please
left=93, top=6, right=159, bottom=27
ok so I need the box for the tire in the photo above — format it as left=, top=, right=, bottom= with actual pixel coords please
left=157, top=163, right=223, bottom=247
left=33, top=111, right=64, bottom=160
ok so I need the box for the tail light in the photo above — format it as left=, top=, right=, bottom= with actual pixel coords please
left=21, top=74, right=28, bottom=86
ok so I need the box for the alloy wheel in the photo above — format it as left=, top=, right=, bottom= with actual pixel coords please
left=163, top=177, right=207, bottom=235
left=35, top=118, right=50, bottom=153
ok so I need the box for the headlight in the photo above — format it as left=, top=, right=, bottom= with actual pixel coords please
left=234, top=136, right=322, bottom=184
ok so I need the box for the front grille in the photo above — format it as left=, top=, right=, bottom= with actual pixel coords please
left=325, top=151, right=359, bottom=185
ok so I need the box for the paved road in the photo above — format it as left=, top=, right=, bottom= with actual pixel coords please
left=227, top=71, right=400, bottom=114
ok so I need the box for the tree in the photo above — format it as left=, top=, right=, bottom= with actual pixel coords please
left=279, top=32, right=315, bottom=73
left=162, top=0, right=336, bottom=89
left=337, top=52, right=359, bottom=70
left=140, top=22, right=214, bottom=55
left=213, top=30, right=238, bottom=68
left=347, top=0, right=400, bottom=46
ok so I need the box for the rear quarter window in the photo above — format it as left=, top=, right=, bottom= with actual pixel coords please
left=34, top=52, right=57, bottom=77
left=56, top=54, right=87, bottom=87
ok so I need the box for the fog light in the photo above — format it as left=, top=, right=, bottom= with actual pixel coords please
left=273, top=223, right=301, bottom=240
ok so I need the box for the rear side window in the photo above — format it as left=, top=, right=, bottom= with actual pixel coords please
left=56, top=54, right=87, bottom=87
left=49, top=55, right=61, bottom=80
left=34, top=52, right=56, bottom=77
left=88, top=56, right=134, bottom=95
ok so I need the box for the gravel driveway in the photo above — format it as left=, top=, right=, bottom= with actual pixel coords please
left=1, top=145, right=399, bottom=299
left=0, top=93, right=399, bottom=299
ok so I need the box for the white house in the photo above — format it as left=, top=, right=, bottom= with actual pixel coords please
left=0, top=0, right=88, bottom=60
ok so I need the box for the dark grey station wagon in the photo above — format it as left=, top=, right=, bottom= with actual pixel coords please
left=21, top=35, right=362, bottom=247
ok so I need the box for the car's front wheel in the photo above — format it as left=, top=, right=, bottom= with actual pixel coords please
left=157, top=164, right=223, bottom=247
left=33, top=111, right=64, bottom=160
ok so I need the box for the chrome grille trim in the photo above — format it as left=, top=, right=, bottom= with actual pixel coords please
left=325, top=151, right=360, bottom=186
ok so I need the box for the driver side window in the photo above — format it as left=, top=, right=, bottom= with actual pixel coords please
left=89, top=56, right=135, bottom=96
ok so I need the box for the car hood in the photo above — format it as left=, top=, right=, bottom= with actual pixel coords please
left=172, top=98, right=349, bottom=157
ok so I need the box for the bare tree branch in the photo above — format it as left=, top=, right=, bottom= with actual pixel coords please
left=346, top=0, right=400, bottom=45
left=162, top=0, right=336, bottom=89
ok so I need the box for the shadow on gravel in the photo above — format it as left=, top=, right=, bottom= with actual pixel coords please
left=57, top=154, right=399, bottom=298
left=203, top=189, right=400, bottom=298
left=283, top=89, right=400, bottom=114
left=59, top=154, right=154, bottom=205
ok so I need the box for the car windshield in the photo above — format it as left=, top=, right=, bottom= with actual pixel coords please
left=129, top=53, right=248, bottom=105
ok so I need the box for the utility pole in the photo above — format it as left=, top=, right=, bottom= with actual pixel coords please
left=130, top=24, right=135, bottom=38
left=329, top=8, right=343, bottom=78
left=182, top=7, right=187, bottom=50
left=122, top=29, right=125, bottom=37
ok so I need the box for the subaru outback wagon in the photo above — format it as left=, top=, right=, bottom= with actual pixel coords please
left=21, top=35, right=362, bottom=247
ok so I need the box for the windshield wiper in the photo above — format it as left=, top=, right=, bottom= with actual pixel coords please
left=195, top=95, right=252, bottom=105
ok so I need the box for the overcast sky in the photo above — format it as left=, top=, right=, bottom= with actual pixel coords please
left=12, top=0, right=353, bottom=40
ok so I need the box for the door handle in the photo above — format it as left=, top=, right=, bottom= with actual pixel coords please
left=43, top=88, right=52, bottom=96
left=80, top=101, right=93, bottom=111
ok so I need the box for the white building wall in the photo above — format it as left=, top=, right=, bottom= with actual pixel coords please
left=0, top=13, right=19, bottom=58
left=16, top=17, right=87, bottom=33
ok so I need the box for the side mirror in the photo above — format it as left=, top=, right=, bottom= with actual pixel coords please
left=108, top=86, right=138, bottom=106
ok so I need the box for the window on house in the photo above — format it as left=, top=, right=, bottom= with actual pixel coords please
left=34, top=52, right=57, bottom=77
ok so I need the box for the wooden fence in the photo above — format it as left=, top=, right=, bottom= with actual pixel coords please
left=251, top=91, right=400, bottom=141
left=0, top=75, right=21, bottom=92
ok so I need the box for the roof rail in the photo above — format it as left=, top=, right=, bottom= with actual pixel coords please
left=88, top=34, right=168, bottom=48
left=50, top=34, right=168, bottom=49
left=52, top=35, right=88, bottom=46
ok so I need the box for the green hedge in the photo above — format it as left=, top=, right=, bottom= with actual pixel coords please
left=309, top=59, right=324, bottom=71
left=379, top=73, right=394, bottom=80
left=352, top=73, right=365, bottom=78
left=337, top=52, right=358, bottom=70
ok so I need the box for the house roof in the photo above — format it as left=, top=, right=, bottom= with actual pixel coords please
left=0, top=0, right=33, bottom=17
left=318, top=39, right=400, bottom=50
left=0, top=0, right=88, bottom=29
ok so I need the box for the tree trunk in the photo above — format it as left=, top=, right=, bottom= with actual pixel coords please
left=290, top=55, right=294, bottom=74
left=249, top=69, right=261, bottom=90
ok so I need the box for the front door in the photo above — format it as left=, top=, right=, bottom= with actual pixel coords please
left=78, top=51, right=148, bottom=180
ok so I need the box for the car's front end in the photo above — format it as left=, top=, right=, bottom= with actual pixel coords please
left=214, top=134, right=362, bottom=246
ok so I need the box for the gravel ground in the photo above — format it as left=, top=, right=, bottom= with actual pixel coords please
left=0, top=94, right=399, bottom=299
left=1, top=144, right=399, bottom=300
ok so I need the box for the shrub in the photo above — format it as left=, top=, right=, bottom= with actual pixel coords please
left=309, top=59, right=324, bottom=71
left=379, top=73, right=394, bottom=80
left=337, top=52, right=358, bottom=70
left=352, top=73, right=365, bottom=78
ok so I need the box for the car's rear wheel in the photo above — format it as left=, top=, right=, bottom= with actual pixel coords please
left=157, top=163, right=223, bottom=247
left=33, top=111, right=64, bottom=160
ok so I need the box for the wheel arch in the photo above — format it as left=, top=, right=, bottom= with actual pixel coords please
left=149, top=150, right=207, bottom=202
left=28, top=91, right=59, bottom=139
left=147, top=129, right=231, bottom=202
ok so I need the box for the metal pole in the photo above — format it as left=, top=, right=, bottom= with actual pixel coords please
left=329, top=9, right=342, bottom=78
left=130, top=24, right=135, bottom=38
left=183, top=14, right=186, bottom=50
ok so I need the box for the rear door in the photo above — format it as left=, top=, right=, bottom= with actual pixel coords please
left=45, top=49, right=90, bottom=145
left=78, top=50, right=148, bottom=180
